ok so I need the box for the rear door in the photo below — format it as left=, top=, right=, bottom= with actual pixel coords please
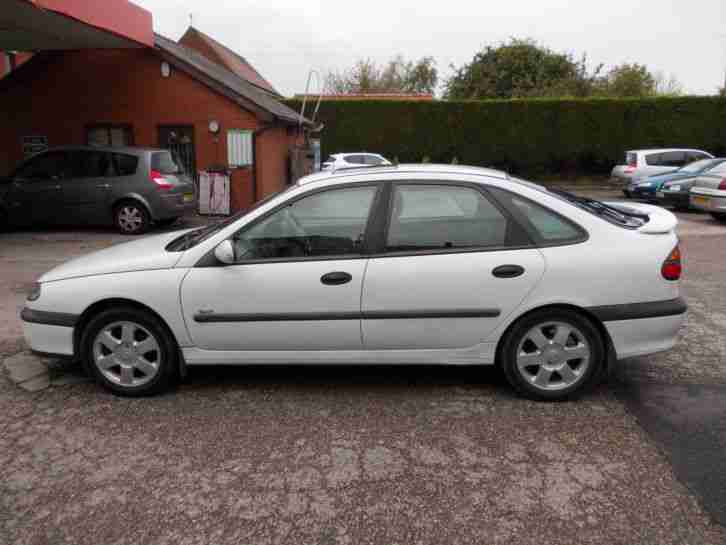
left=60, top=149, right=114, bottom=224
left=361, top=182, right=546, bottom=350
left=5, top=151, right=69, bottom=226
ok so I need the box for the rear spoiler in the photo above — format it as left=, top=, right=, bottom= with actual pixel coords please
left=604, top=202, right=678, bottom=234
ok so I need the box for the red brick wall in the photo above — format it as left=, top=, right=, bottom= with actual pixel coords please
left=0, top=49, right=293, bottom=211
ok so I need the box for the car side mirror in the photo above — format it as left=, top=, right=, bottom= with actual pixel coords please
left=214, top=240, right=236, bottom=265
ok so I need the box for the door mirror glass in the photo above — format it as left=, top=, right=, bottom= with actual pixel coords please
left=214, top=240, right=236, bottom=264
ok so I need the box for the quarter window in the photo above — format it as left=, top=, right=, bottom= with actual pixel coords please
left=232, top=186, right=377, bottom=261
left=508, top=196, right=584, bottom=243
left=386, top=185, right=511, bottom=251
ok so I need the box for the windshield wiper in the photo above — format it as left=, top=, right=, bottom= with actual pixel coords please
left=549, top=189, right=647, bottom=224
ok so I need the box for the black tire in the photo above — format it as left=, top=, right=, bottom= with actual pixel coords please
left=0, top=207, right=9, bottom=231
left=80, top=306, right=178, bottom=396
left=114, top=201, right=150, bottom=235
left=622, top=190, right=632, bottom=199
left=710, top=212, right=726, bottom=223
left=499, top=309, right=605, bottom=401
left=156, top=217, right=179, bottom=228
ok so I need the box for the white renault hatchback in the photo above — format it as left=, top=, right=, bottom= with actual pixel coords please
left=21, top=164, right=686, bottom=400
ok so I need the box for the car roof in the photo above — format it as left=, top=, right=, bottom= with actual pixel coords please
left=298, top=163, right=508, bottom=186
left=40, top=145, right=167, bottom=155
left=628, top=148, right=710, bottom=154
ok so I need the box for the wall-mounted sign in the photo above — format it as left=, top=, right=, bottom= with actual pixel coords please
left=22, top=135, right=48, bottom=157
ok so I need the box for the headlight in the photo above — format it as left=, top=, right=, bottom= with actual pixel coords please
left=27, top=282, right=41, bottom=301
left=639, top=182, right=652, bottom=187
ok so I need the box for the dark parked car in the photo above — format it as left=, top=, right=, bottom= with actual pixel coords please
left=0, top=146, right=195, bottom=234
left=625, top=158, right=726, bottom=202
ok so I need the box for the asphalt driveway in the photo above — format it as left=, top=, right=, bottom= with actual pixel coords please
left=1, top=196, right=725, bottom=545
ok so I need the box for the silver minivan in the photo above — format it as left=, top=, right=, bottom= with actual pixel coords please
left=611, top=149, right=713, bottom=189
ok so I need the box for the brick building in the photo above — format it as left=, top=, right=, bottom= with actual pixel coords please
left=0, top=9, right=312, bottom=212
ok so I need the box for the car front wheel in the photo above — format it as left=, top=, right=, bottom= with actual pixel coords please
left=114, top=201, right=150, bottom=235
left=499, top=309, right=605, bottom=401
left=81, top=307, right=178, bottom=396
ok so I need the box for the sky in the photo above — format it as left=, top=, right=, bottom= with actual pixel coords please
left=134, top=0, right=726, bottom=97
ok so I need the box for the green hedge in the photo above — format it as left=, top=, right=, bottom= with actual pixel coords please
left=286, top=97, right=726, bottom=177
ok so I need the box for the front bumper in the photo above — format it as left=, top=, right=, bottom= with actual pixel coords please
left=21, top=308, right=76, bottom=357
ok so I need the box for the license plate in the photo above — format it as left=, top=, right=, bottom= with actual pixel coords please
left=656, top=192, right=665, bottom=198
left=693, top=196, right=710, bottom=208
left=183, top=193, right=194, bottom=203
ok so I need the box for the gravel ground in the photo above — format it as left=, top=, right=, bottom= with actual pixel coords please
left=1, top=196, right=725, bottom=545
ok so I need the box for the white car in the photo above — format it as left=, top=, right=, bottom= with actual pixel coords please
left=689, top=160, right=726, bottom=222
left=611, top=148, right=712, bottom=189
left=321, top=153, right=390, bottom=171
left=21, top=164, right=687, bottom=400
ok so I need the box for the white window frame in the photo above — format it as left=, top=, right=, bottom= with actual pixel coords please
left=227, top=129, right=253, bottom=168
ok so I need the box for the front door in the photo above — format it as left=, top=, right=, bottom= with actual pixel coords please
left=361, top=183, right=546, bottom=349
left=180, top=184, right=380, bottom=351
left=6, top=150, right=69, bottom=226
left=158, top=126, right=196, bottom=179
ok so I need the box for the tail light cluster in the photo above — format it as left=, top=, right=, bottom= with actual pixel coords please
left=661, top=244, right=682, bottom=281
left=150, top=169, right=173, bottom=191
left=624, top=166, right=637, bottom=174
left=718, top=178, right=726, bottom=190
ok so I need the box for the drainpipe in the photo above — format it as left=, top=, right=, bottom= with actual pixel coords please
left=252, top=124, right=274, bottom=203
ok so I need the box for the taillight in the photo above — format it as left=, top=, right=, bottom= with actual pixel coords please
left=661, top=244, right=682, bottom=281
left=718, top=178, right=726, bottom=190
left=624, top=166, right=636, bottom=174
left=150, top=169, right=173, bottom=190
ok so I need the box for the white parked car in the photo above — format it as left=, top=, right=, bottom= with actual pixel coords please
left=22, top=164, right=686, bottom=400
left=688, top=160, right=726, bottom=222
left=611, top=148, right=712, bottom=190
left=321, top=153, right=391, bottom=171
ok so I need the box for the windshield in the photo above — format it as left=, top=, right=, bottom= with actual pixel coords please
left=679, top=158, right=713, bottom=174
left=510, top=178, right=646, bottom=229
left=166, top=186, right=295, bottom=251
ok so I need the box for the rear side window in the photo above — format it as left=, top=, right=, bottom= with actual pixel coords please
left=648, top=151, right=686, bottom=167
left=152, top=152, right=182, bottom=174
left=112, top=153, right=139, bottom=176
left=645, top=153, right=663, bottom=166
left=364, top=155, right=384, bottom=165
left=345, top=155, right=365, bottom=164
left=386, top=185, right=513, bottom=251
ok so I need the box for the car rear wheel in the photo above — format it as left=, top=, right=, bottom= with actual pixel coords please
left=710, top=212, right=726, bottom=223
left=81, top=307, right=177, bottom=396
left=500, top=309, right=605, bottom=401
left=114, top=201, right=150, bottom=235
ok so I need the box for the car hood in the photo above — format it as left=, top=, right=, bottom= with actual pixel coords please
left=39, top=229, right=195, bottom=283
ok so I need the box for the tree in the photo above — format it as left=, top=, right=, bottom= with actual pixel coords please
left=597, top=63, right=655, bottom=97
left=324, top=55, right=438, bottom=94
left=444, top=38, right=600, bottom=99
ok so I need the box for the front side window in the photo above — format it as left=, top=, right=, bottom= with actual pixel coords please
left=364, top=155, right=384, bottom=165
left=386, top=185, right=511, bottom=251
left=15, top=151, right=70, bottom=180
left=660, top=151, right=687, bottom=167
left=232, top=186, right=377, bottom=261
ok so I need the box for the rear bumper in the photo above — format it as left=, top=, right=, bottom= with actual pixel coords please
left=156, top=193, right=196, bottom=219
left=690, top=191, right=726, bottom=213
left=656, top=191, right=690, bottom=208
left=591, top=298, right=687, bottom=359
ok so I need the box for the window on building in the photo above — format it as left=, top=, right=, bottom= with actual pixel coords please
left=227, top=130, right=253, bottom=167
left=86, top=125, right=134, bottom=148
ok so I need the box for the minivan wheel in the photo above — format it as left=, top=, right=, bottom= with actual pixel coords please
left=500, top=309, right=604, bottom=401
left=81, top=307, right=177, bottom=396
left=114, top=201, right=150, bottom=235
left=710, top=212, right=726, bottom=223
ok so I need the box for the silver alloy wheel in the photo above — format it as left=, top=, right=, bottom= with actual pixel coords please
left=117, top=206, right=143, bottom=233
left=515, top=321, right=590, bottom=391
left=92, top=321, right=161, bottom=387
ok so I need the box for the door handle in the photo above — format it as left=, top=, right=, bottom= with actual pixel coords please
left=492, top=265, right=525, bottom=278
left=321, top=271, right=352, bottom=285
